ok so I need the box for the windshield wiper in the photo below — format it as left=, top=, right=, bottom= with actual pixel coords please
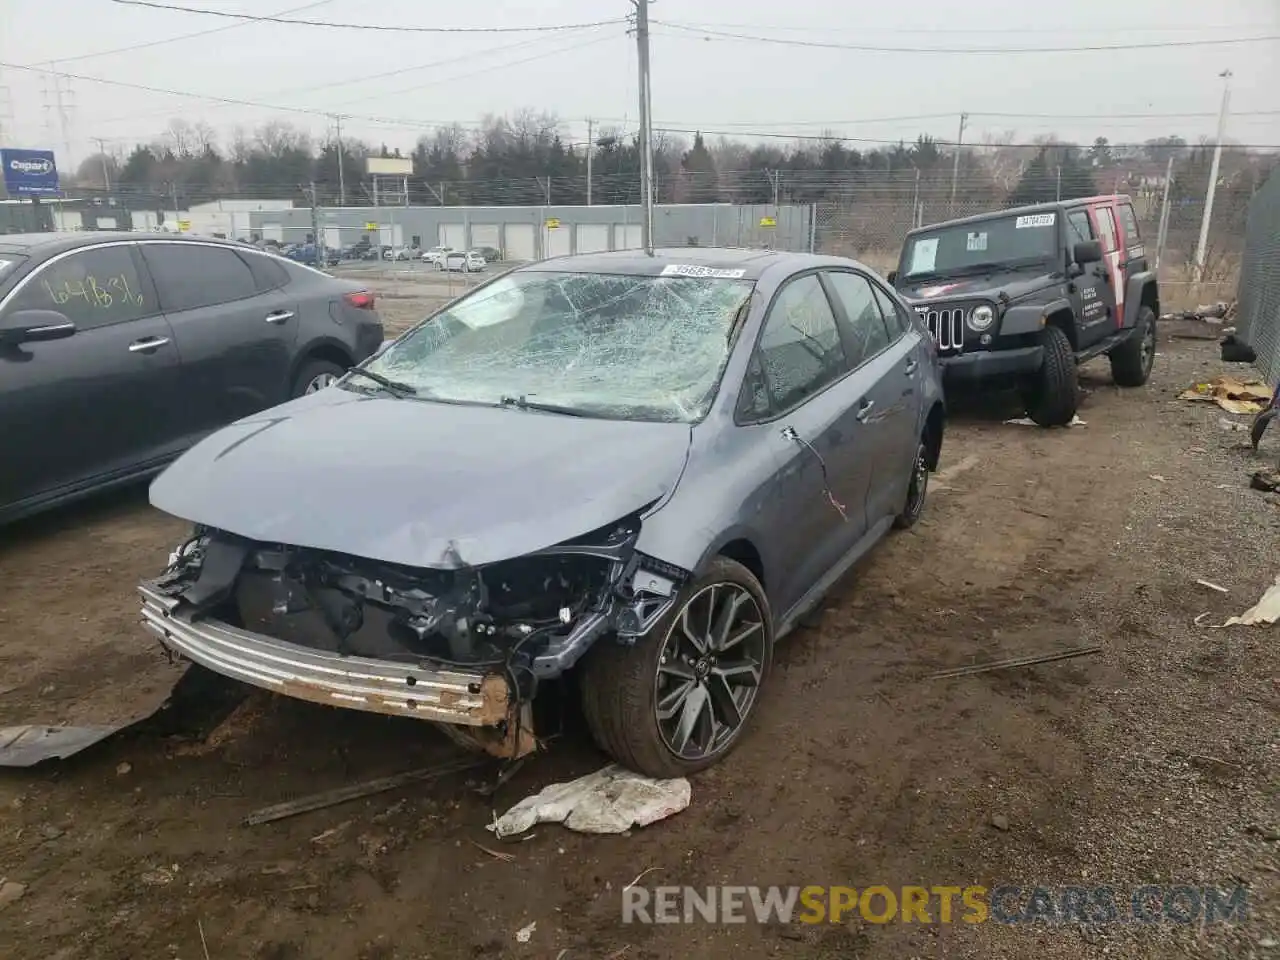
left=341, top=367, right=418, bottom=396
left=500, top=395, right=593, bottom=418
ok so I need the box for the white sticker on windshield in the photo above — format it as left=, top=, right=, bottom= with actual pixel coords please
left=909, top=237, right=938, bottom=273
left=966, top=231, right=988, bottom=252
left=660, top=264, right=746, bottom=279
left=1015, top=213, right=1056, bottom=228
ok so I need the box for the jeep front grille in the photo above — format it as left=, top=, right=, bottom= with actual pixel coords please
left=920, top=307, right=965, bottom=352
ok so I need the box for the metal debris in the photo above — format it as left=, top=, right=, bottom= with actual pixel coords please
left=929, top=645, right=1102, bottom=679
left=243, top=757, right=486, bottom=826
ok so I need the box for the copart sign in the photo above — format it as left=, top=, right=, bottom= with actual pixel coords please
left=1, top=149, right=60, bottom=196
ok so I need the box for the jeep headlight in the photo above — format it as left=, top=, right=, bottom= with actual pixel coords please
left=968, top=304, right=995, bottom=331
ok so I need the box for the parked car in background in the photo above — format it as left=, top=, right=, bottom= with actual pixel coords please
left=0, top=232, right=384, bottom=524
left=440, top=250, right=487, bottom=273
left=475, top=246, right=502, bottom=263
left=422, top=245, right=454, bottom=264
left=390, top=247, right=416, bottom=262
left=888, top=195, right=1158, bottom=426
left=137, top=248, right=943, bottom=778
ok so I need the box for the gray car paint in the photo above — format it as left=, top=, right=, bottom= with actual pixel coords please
left=149, top=248, right=944, bottom=625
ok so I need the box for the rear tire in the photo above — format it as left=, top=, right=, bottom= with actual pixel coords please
left=1109, top=305, right=1157, bottom=387
left=291, top=358, right=346, bottom=398
left=893, top=439, right=930, bottom=530
left=579, top=557, right=772, bottom=778
left=1022, top=324, right=1078, bottom=427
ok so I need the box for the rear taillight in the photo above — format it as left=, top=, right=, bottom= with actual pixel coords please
left=344, top=290, right=376, bottom=310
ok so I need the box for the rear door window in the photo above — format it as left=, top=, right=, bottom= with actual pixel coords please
left=5, top=245, right=151, bottom=330
left=870, top=283, right=908, bottom=339
left=1094, top=206, right=1119, bottom=253
left=1116, top=203, right=1141, bottom=244
left=824, top=271, right=892, bottom=367
left=240, top=251, right=290, bottom=292
left=141, top=243, right=258, bottom=312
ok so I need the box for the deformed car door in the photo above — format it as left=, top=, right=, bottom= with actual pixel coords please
left=736, top=272, right=866, bottom=615
left=0, top=242, right=183, bottom=512
left=139, top=241, right=299, bottom=438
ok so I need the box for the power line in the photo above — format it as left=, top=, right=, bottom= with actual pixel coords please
left=652, top=20, right=1280, bottom=54
left=663, top=18, right=1279, bottom=36
left=29, top=1, right=335, bottom=66
left=109, top=0, right=627, bottom=34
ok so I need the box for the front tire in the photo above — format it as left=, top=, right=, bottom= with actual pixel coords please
left=1022, top=324, right=1078, bottom=427
left=580, top=557, right=773, bottom=778
left=1109, top=305, right=1157, bottom=387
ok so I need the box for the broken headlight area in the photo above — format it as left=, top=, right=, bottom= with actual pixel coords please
left=144, top=515, right=688, bottom=748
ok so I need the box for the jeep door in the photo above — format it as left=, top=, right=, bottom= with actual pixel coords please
left=1066, top=207, right=1114, bottom=343
left=1086, top=202, right=1126, bottom=338
left=823, top=270, right=923, bottom=525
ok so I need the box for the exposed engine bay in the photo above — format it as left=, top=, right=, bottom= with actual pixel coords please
left=143, top=512, right=688, bottom=756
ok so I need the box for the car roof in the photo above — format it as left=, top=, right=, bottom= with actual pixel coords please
left=904, top=194, right=1134, bottom=237
left=521, top=247, right=841, bottom=281
left=0, top=231, right=253, bottom=257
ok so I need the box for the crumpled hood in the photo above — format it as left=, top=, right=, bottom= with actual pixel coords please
left=150, top=388, right=692, bottom=568
left=899, top=268, right=1055, bottom=305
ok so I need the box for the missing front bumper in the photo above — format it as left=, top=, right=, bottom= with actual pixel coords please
left=139, top=581, right=511, bottom=727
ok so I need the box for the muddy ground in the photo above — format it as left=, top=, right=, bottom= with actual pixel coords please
left=0, top=333, right=1277, bottom=960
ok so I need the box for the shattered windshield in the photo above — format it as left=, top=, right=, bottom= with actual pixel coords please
left=364, top=270, right=755, bottom=422
left=903, top=212, right=1059, bottom=279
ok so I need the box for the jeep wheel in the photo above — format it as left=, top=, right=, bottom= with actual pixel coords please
left=579, top=557, right=772, bottom=778
left=1022, top=324, right=1078, bottom=427
left=1109, top=305, right=1157, bottom=387
left=893, top=439, right=930, bottom=530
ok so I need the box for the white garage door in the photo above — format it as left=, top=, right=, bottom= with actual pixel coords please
left=440, top=223, right=467, bottom=250
left=576, top=223, right=609, bottom=253
left=505, top=223, right=536, bottom=261
left=324, top=226, right=342, bottom=249
left=471, top=224, right=500, bottom=250
left=614, top=223, right=642, bottom=250
left=544, top=226, right=572, bottom=258
left=262, top=223, right=284, bottom=243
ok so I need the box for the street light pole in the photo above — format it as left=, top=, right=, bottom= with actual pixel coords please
left=633, top=0, right=655, bottom=254
left=1193, top=69, right=1232, bottom=280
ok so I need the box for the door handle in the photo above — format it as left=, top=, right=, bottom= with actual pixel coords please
left=128, top=337, right=170, bottom=353
left=904, top=358, right=918, bottom=375
left=855, top=398, right=875, bottom=422
left=265, top=310, right=295, bottom=324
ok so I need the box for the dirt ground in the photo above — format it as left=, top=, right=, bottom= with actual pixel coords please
left=1, top=334, right=1277, bottom=960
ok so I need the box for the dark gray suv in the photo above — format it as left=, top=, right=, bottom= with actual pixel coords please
left=0, top=232, right=383, bottom=523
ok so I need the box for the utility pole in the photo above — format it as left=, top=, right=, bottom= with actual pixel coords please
left=308, top=180, right=322, bottom=263
left=169, top=181, right=179, bottom=226
left=333, top=114, right=346, bottom=206
left=1055, top=165, right=1062, bottom=202
left=1155, top=156, right=1174, bottom=271
left=632, top=0, right=655, bottom=254
left=1194, top=69, right=1232, bottom=280
left=949, top=112, right=968, bottom=215
left=585, top=117, right=594, bottom=205
left=92, top=137, right=112, bottom=192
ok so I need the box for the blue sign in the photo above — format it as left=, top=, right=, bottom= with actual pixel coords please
left=0, top=149, right=60, bottom=197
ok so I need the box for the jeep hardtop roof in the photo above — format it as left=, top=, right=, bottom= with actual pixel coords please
left=904, top=194, right=1134, bottom=240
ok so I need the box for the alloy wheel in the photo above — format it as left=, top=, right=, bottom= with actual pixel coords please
left=654, top=582, right=766, bottom=761
left=304, top=373, right=337, bottom=394
left=1140, top=319, right=1156, bottom=374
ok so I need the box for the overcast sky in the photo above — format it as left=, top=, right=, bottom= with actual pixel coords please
left=0, top=0, right=1277, bottom=170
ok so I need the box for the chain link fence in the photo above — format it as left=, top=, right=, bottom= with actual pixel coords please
left=1237, top=169, right=1279, bottom=387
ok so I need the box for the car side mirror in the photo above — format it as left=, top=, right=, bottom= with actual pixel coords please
left=0, top=309, right=76, bottom=346
left=886, top=270, right=898, bottom=285
left=1073, top=240, right=1102, bottom=265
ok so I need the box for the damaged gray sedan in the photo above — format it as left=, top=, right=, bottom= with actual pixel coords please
left=139, top=249, right=944, bottom=777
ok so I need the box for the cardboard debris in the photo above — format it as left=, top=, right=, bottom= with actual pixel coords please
left=1216, top=574, right=1280, bottom=628
left=1179, top=376, right=1273, bottom=415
